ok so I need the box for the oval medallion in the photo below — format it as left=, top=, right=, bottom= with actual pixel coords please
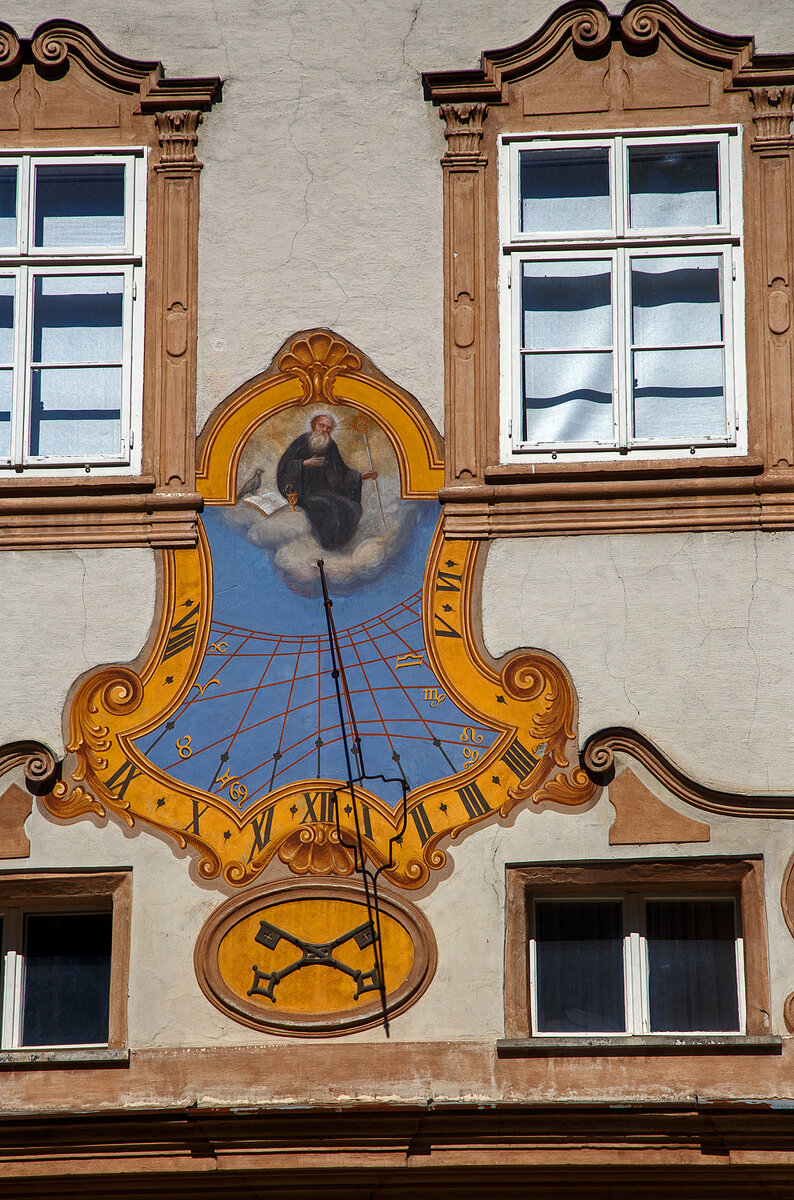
left=194, top=878, right=437, bottom=1035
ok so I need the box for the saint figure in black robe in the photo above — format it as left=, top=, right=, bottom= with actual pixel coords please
left=276, top=414, right=377, bottom=551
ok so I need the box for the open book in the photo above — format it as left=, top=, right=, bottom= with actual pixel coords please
left=241, top=490, right=290, bottom=517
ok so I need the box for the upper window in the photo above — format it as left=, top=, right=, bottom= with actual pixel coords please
left=0, top=152, right=145, bottom=475
left=0, top=22, right=220, bottom=548
left=500, top=130, right=744, bottom=463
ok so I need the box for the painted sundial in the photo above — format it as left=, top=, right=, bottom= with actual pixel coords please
left=142, top=505, right=495, bottom=809
left=48, top=333, right=597, bottom=889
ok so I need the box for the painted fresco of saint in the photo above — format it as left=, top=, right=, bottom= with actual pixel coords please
left=275, top=413, right=378, bottom=550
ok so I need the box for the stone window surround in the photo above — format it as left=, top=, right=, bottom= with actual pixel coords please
left=423, top=1, right=794, bottom=538
left=0, top=21, right=221, bottom=549
left=0, top=868, right=132, bottom=1067
left=499, top=856, right=778, bottom=1055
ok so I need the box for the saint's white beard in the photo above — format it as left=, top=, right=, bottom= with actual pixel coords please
left=308, top=431, right=331, bottom=453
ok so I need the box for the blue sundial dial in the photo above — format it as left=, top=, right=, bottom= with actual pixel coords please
left=135, top=502, right=497, bottom=810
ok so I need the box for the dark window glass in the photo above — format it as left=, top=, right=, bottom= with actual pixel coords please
left=534, top=900, right=625, bottom=1033
left=22, top=912, right=112, bottom=1046
left=646, top=899, right=739, bottom=1032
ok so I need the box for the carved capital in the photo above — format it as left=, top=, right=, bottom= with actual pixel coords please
left=751, top=87, right=794, bottom=148
left=440, top=103, right=487, bottom=160
left=277, top=332, right=361, bottom=404
left=155, top=110, right=203, bottom=168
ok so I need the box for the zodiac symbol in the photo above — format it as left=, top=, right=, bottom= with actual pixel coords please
left=460, top=727, right=484, bottom=745
left=191, top=677, right=220, bottom=697
left=176, top=735, right=192, bottom=759
left=396, top=652, right=424, bottom=669
left=214, top=769, right=248, bottom=803
left=462, top=745, right=480, bottom=762
left=422, top=687, right=446, bottom=707
left=208, top=641, right=228, bottom=655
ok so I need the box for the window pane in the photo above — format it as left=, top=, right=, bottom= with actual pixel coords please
left=629, top=143, right=720, bottom=228
left=534, top=900, right=625, bottom=1033
left=0, top=370, right=12, bottom=459
left=633, top=347, right=725, bottom=440
left=0, top=166, right=17, bottom=247
left=32, top=275, right=124, bottom=364
left=520, top=148, right=611, bottom=233
left=22, top=912, right=112, bottom=1046
left=0, top=277, right=14, bottom=460
left=522, top=260, right=612, bottom=350
left=34, top=163, right=126, bottom=247
left=29, top=366, right=122, bottom=458
left=523, top=351, right=613, bottom=443
left=0, top=275, right=14, bottom=364
left=646, top=899, right=739, bottom=1032
left=632, top=256, right=723, bottom=348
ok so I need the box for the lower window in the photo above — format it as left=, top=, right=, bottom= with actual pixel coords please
left=504, top=858, right=771, bottom=1042
left=533, top=895, right=742, bottom=1035
left=0, top=871, right=130, bottom=1051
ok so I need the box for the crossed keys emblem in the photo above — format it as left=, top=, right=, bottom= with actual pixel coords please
left=247, top=917, right=381, bottom=1003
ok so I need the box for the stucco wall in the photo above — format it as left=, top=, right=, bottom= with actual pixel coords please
left=482, top=530, right=794, bottom=791
left=0, top=0, right=793, bottom=1078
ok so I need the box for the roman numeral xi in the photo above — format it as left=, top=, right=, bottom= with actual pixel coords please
left=163, top=603, right=200, bottom=662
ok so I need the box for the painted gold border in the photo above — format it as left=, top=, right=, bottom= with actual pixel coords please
left=50, top=332, right=596, bottom=889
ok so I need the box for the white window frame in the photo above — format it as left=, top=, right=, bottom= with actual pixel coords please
left=0, top=901, right=113, bottom=1049
left=528, top=892, right=746, bottom=1038
left=498, top=127, right=745, bottom=464
left=0, top=148, right=146, bottom=477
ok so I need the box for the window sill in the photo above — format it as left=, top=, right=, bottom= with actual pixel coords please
left=497, top=1035, right=782, bottom=1057
left=0, top=477, right=203, bottom=548
left=481, top=455, right=765, bottom=484
left=440, top=459, right=794, bottom=538
left=0, top=1047, right=130, bottom=1069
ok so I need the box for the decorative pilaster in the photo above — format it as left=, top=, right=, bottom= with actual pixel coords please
left=751, top=88, right=794, bottom=469
left=152, top=112, right=204, bottom=489
left=439, top=103, right=488, bottom=483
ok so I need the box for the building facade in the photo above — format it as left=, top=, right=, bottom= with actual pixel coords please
left=1, top=0, right=794, bottom=1194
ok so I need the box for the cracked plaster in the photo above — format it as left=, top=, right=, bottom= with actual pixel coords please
left=482, top=531, right=794, bottom=793
left=0, top=549, right=156, bottom=753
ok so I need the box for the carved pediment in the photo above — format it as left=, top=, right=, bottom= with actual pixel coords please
left=423, top=1, right=794, bottom=107
left=0, top=20, right=220, bottom=118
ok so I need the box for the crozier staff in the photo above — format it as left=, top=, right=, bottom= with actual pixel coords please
left=276, top=413, right=377, bottom=550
